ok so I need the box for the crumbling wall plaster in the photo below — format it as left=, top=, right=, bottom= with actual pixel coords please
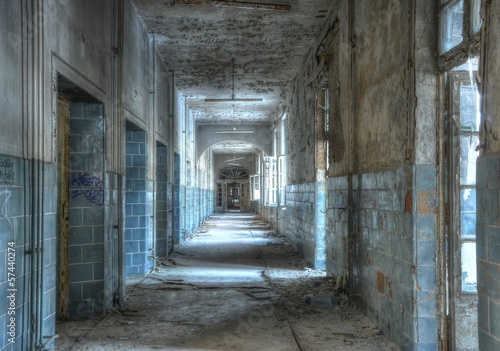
left=353, top=0, right=412, bottom=172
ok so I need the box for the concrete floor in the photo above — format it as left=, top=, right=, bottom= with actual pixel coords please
left=56, top=213, right=401, bottom=351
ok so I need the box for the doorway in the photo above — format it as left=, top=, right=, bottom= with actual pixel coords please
left=156, top=142, right=169, bottom=257
left=56, top=75, right=107, bottom=319
left=215, top=166, right=250, bottom=213
left=124, top=121, right=152, bottom=278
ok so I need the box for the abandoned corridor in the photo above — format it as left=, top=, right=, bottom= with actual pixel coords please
left=56, top=214, right=400, bottom=351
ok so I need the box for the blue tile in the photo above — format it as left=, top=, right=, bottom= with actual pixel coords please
left=490, top=299, right=500, bottom=339
left=415, top=165, right=436, bottom=190
left=478, top=329, right=500, bottom=351
left=477, top=190, right=500, bottom=225
left=69, top=208, right=83, bottom=227
left=418, top=317, right=438, bottom=343
left=69, top=282, right=82, bottom=301
left=125, top=241, right=139, bottom=253
left=133, top=131, right=147, bottom=142
left=130, top=180, right=146, bottom=191
left=126, top=265, right=140, bottom=277
left=82, top=207, right=104, bottom=224
left=415, top=215, right=436, bottom=241
left=487, top=226, right=500, bottom=264
left=82, top=281, right=104, bottom=300
left=70, top=118, right=94, bottom=135
left=69, top=227, right=93, bottom=245
left=125, top=253, right=132, bottom=267
left=0, top=315, right=6, bottom=346
left=83, top=103, right=103, bottom=118
left=478, top=260, right=500, bottom=300
left=132, top=253, right=145, bottom=267
left=125, top=216, right=139, bottom=228
left=477, top=224, right=487, bottom=260
left=132, top=228, right=145, bottom=240
left=0, top=251, right=5, bottom=288
left=82, top=244, right=103, bottom=263
left=417, top=342, right=438, bottom=351
left=125, top=142, right=140, bottom=155
left=417, top=266, right=436, bottom=291
left=416, top=240, right=436, bottom=265
left=126, top=167, right=140, bottom=179
left=70, top=102, right=84, bottom=117
left=69, top=246, right=82, bottom=263
left=478, top=296, right=489, bottom=333
left=125, top=154, right=133, bottom=166
left=69, top=263, right=93, bottom=282
left=93, top=226, right=104, bottom=243
left=417, top=291, right=437, bottom=317
left=93, top=262, right=104, bottom=280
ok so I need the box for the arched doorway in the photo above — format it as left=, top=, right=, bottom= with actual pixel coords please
left=215, top=166, right=250, bottom=212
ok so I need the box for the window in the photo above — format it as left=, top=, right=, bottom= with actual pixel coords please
left=216, top=182, right=223, bottom=207
left=323, top=88, right=330, bottom=171
left=277, top=155, right=286, bottom=206
left=439, top=0, right=482, bottom=56
left=277, top=114, right=287, bottom=207
left=250, top=174, right=261, bottom=201
left=264, top=156, right=277, bottom=205
left=453, top=72, right=480, bottom=293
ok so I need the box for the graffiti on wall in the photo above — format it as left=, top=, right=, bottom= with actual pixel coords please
left=0, top=190, right=14, bottom=230
left=0, top=158, right=15, bottom=186
left=71, top=172, right=104, bottom=206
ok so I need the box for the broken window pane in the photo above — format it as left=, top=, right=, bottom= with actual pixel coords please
left=471, top=0, right=482, bottom=34
left=461, top=242, right=477, bottom=293
left=460, top=84, right=480, bottom=131
left=460, top=188, right=476, bottom=238
left=440, top=0, right=464, bottom=54
left=460, top=135, right=479, bottom=185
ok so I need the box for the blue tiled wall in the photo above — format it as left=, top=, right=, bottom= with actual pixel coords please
left=194, top=186, right=200, bottom=229
left=125, top=128, right=153, bottom=278
left=476, top=154, right=500, bottom=351
left=284, top=182, right=325, bottom=268
left=156, top=143, right=168, bottom=257
left=0, top=156, right=57, bottom=351
left=186, top=162, right=193, bottom=234
left=173, top=153, right=182, bottom=245
left=103, top=172, right=120, bottom=309
left=326, top=165, right=438, bottom=351
left=68, top=103, right=107, bottom=318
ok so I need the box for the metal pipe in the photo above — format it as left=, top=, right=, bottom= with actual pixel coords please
left=347, top=0, right=356, bottom=304
left=116, top=0, right=126, bottom=306
left=39, top=334, right=59, bottom=350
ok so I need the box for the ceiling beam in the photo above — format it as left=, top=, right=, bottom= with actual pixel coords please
left=173, top=0, right=291, bottom=11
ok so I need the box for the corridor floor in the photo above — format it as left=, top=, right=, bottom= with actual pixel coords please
left=56, top=213, right=401, bottom=351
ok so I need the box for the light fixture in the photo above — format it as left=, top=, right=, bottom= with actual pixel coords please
left=214, top=130, right=254, bottom=134
left=205, top=59, right=262, bottom=103
left=173, top=0, right=290, bottom=11
left=226, top=157, right=245, bottom=162
left=223, top=145, right=249, bottom=148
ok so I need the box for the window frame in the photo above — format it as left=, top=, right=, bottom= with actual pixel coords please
left=438, top=0, right=482, bottom=71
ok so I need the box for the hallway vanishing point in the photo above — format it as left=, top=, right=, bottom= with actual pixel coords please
left=56, top=214, right=400, bottom=351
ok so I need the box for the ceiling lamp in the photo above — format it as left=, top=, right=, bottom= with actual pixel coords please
left=173, top=0, right=290, bottom=11
left=205, top=59, right=262, bottom=103
left=214, top=130, right=254, bottom=134
left=225, top=156, right=245, bottom=162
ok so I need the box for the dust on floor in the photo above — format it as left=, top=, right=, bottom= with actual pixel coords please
left=56, top=213, right=401, bottom=351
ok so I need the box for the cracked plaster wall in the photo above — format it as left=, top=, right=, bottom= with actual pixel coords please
left=284, top=1, right=440, bottom=350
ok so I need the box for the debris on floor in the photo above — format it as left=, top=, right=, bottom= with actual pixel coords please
left=56, top=213, right=400, bottom=351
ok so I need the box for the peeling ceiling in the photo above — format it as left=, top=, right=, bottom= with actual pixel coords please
left=132, top=0, right=335, bottom=126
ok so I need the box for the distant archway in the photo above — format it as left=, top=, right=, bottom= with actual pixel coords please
left=217, top=166, right=250, bottom=180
